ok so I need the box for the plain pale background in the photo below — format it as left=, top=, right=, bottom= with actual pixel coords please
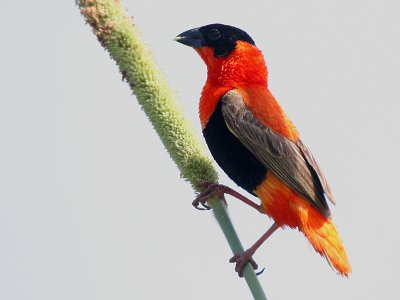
left=1, top=1, right=399, bottom=299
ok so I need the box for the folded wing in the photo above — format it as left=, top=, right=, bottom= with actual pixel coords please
left=221, top=90, right=335, bottom=217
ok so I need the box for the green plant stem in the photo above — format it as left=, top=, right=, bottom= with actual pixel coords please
left=77, top=1, right=267, bottom=299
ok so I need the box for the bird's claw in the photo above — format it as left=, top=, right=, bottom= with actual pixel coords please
left=192, top=197, right=211, bottom=210
left=192, top=182, right=227, bottom=210
left=229, top=251, right=262, bottom=278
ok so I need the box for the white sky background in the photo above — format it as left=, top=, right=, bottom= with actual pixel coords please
left=1, top=1, right=399, bottom=299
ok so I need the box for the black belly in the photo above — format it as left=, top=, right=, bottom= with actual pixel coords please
left=202, top=100, right=267, bottom=196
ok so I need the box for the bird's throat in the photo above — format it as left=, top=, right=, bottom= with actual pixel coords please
left=196, top=41, right=268, bottom=87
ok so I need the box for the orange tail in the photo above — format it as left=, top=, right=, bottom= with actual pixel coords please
left=255, top=173, right=351, bottom=276
left=298, top=204, right=352, bottom=276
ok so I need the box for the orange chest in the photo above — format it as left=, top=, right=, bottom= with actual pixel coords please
left=199, top=84, right=231, bottom=129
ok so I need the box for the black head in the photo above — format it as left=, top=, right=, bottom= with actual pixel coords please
left=175, top=24, right=255, bottom=57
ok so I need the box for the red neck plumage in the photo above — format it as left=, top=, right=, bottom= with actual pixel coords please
left=196, top=42, right=268, bottom=88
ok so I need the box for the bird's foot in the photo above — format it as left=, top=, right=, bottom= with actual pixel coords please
left=192, top=182, right=228, bottom=210
left=229, top=251, right=264, bottom=277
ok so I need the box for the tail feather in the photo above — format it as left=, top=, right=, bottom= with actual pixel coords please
left=298, top=203, right=352, bottom=276
left=255, top=173, right=351, bottom=276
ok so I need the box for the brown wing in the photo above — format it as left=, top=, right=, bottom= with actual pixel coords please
left=221, top=90, right=335, bottom=217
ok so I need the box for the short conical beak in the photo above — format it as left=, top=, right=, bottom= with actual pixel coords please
left=174, top=28, right=205, bottom=48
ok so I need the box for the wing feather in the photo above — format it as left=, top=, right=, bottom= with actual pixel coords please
left=221, top=90, right=334, bottom=217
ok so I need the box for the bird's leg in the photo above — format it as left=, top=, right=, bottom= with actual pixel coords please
left=229, top=222, right=281, bottom=277
left=193, top=182, right=264, bottom=213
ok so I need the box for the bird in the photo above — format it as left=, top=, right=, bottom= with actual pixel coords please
left=175, top=23, right=351, bottom=277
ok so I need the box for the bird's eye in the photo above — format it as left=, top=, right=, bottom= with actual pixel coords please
left=208, top=29, right=221, bottom=41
